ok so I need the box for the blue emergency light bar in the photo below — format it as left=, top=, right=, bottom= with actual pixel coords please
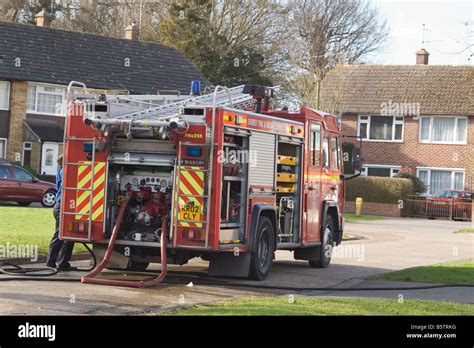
left=191, top=80, right=201, bottom=96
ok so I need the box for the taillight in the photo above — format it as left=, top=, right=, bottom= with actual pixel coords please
left=67, top=221, right=86, bottom=233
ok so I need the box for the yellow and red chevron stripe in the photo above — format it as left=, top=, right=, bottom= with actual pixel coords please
left=178, top=166, right=205, bottom=228
left=75, top=162, right=106, bottom=221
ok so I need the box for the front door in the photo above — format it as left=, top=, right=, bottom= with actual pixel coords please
left=41, top=142, right=59, bottom=176
left=304, top=122, right=322, bottom=243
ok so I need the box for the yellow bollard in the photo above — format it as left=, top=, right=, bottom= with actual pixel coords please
left=355, top=197, right=363, bottom=216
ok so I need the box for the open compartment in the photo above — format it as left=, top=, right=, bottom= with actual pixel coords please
left=276, top=141, right=302, bottom=244
left=104, top=158, right=175, bottom=245
left=219, top=133, right=248, bottom=244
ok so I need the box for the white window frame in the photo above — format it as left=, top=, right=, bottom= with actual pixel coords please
left=0, top=138, right=7, bottom=159
left=358, top=115, right=404, bottom=142
left=0, top=81, right=10, bottom=110
left=361, top=164, right=401, bottom=178
left=418, top=116, right=468, bottom=145
left=27, top=83, right=67, bottom=116
left=416, top=167, right=465, bottom=195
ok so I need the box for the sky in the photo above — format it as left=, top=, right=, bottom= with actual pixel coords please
left=369, top=0, right=473, bottom=65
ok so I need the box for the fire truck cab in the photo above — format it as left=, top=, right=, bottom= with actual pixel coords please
left=60, top=83, right=354, bottom=284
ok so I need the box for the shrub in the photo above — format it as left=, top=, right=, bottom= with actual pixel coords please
left=394, top=172, right=426, bottom=194
left=345, top=176, right=415, bottom=204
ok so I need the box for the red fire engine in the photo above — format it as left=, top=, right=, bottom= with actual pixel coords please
left=60, top=82, right=361, bottom=288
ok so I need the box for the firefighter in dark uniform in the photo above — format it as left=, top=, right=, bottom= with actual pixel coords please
left=46, top=154, right=75, bottom=271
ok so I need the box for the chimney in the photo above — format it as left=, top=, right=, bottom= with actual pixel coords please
left=36, top=9, right=52, bottom=28
left=125, top=21, right=139, bottom=40
left=416, top=48, right=430, bottom=65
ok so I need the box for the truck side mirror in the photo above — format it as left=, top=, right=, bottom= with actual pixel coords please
left=352, top=148, right=362, bottom=172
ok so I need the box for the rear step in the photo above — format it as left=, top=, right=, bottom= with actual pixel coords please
left=81, top=195, right=168, bottom=288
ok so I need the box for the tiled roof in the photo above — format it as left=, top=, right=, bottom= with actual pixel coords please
left=0, top=22, right=210, bottom=94
left=320, top=64, right=473, bottom=115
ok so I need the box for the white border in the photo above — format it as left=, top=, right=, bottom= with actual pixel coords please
left=418, top=116, right=468, bottom=145
left=361, top=164, right=402, bottom=177
left=0, top=138, right=7, bottom=159
left=416, top=166, right=465, bottom=194
left=26, top=82, right=67, bottom=117
left=357, top=114, right=404, bottom=143
left=0, top=81, right=10, bottom=111
left=22, top=142, right=32, bottom=166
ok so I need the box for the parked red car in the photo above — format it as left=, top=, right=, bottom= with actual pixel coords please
left=425, top=190, right=472, bottom=220
left=0, top=159, right=57, bottom=208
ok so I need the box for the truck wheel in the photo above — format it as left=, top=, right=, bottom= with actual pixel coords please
left=127, top=260, right=150, bottom=272
left=249, top=216, right=274, bottom=280
left=309, top=214, right=334, bottom=268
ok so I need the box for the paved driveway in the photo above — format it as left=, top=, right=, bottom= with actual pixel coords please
left=0, top=217, right=472, bottom=314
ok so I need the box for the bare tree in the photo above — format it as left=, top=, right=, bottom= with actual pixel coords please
left=0, top=0, right=29, bottom=22
left=282, top=0, right=388, bottom=110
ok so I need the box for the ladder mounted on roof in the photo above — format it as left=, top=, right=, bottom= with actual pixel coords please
left=82, top=85, right=263, bottom=129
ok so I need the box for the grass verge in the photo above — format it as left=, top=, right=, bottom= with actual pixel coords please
left=170, top=296, right=474, bottom=316
left=375, top=258, right=474, bottom=285
left=455, top=228, right=474, bottom=234
left=344, top=213, right=383, bottom=222
left=0, top=207, right=87, bottom=256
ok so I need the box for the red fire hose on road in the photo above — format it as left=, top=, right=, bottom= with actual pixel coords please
left=81, top=196, right=168, bottom=288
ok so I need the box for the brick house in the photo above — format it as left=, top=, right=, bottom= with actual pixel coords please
left=321, top=50, right=473, bottom=195
left=0, top=14, right=208, bottom=180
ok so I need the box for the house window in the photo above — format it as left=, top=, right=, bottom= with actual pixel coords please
left=361, top=165, right=401, bottom=177
left=417, top=168, right=465, bottom=195
left=0, top=138, right=6, bottom=159
left=0, top=81, right=10, bottom=110
left=27, top=84, right=66, bottom=116
left=358, top=115, right=403, bottom=141
left=419, top=116, right=467, bottom=144
left=45, top=148, right=54, bottom=166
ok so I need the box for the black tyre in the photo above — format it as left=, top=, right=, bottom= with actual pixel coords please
left=249, top=216, right=275, bottom=280
left=17, top=202, right=32, bottom=207
left=41, top=190, right=56, bottom=208
left=309, top=214, right=335, bottom=268
left=127, top=260, right=150, bottom=272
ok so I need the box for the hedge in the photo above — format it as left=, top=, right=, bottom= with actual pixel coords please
left=345, top=176, right=415, bottom=204
left=394, top=172, right=426, bottom=194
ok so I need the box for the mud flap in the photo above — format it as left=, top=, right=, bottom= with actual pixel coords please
left=294, top=246, right=321, bottom=262
left=208, top=252, right=252, bottom=278
left=93, top=245, right=129, bottom=270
